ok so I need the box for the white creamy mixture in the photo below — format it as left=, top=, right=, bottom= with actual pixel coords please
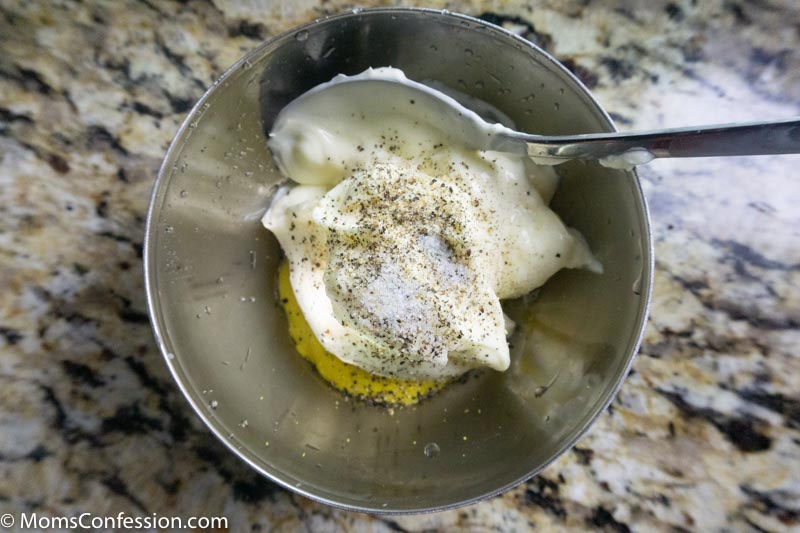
left=599, top=148, right=655, bottom=170
left=263, top=67, right=599, bottom=381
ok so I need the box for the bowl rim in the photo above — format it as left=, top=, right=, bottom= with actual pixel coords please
left=144, top=6, right=654, bottom=515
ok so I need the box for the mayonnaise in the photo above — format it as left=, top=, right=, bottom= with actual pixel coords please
left=263, top=67, right=600, bottom=381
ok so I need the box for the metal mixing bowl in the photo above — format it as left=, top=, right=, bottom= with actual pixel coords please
left=144, top=7, right=652, bottom=513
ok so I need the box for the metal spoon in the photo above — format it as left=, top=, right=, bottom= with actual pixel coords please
left=299, top=69, right=800, bottom=168
left=498, top=116, right=800, bottom=168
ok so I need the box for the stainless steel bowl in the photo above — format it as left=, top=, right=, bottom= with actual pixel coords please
left=144, top=7, right=652, bottom=513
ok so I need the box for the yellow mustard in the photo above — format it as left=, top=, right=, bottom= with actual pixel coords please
left=278, top=262, right=447, bottom=405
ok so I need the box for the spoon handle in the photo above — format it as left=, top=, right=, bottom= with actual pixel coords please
left=511, top=117, right=800, bottom=162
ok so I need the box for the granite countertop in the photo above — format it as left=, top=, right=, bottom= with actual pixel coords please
left=1, top=0, right=799, bottom=531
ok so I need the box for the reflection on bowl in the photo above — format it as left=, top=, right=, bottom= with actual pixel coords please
left=144, top=7, right=652, bottom=513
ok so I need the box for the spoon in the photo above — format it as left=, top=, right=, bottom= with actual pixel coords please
left=294, top=68, right=800, bottom=168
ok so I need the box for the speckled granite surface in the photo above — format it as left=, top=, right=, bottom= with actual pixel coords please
left=1, top=0, right=799, bottom=531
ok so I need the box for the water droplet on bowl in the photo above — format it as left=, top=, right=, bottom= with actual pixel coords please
left=464, top=48, right=473, bottom=56
left=209, top=400, right=218, bottom=409
left=632, top=278, right=642, bottom=295
left=164, top=226, right=174, bottom=234
left=295, top=30, right=309, bottom=41
left=179, top=190, right=188, bottom=198
left=423, top=442, right=440, bottom=458
left=474, top=80, right=484, bottom=89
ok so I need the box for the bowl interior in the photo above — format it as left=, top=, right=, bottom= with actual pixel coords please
left=145, top=9, right=651, bottom=513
